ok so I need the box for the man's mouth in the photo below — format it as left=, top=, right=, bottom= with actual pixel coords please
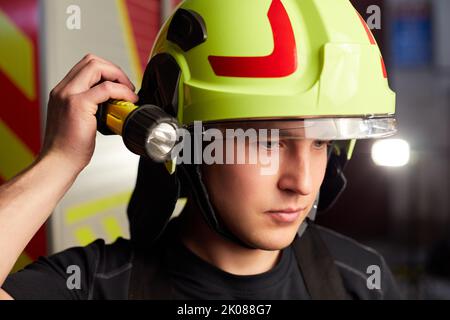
left=265, top=207, right=307, bottom=223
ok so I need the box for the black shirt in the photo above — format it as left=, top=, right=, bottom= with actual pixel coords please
left=2, top=224, right=401, bottom=300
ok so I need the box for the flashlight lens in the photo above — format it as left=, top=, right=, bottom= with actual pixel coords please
left=146, top=123, right=178, bottom=161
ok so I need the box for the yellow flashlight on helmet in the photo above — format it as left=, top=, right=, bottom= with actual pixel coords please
left=96, top=100, right=179, bottom=163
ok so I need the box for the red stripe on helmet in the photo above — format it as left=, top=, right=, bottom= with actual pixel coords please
left=380, top=56, right=388, bottom=78
left=356, top=11, right=388, bottom=79
left=208, top=0, right=297, bottom=78
left=357, top=12, right=376, bottom=45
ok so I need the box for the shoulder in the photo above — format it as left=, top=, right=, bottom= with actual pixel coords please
left=315, top=225, right=386, bottom=270
left=315, top=225, right=402, bottom=300
left=3, top=237, right=134, bottom=300
left=45, top=237, right=133, bottom=281
left=85, top=237, right=134, bottom=299
left=85, top=237, right=133, bottom=277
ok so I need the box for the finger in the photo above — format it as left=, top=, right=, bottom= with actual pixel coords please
left=80, top=81, right=139, bottom=109
left=65, top=60, right=135, bottom=95
left=54, top=54, right=134, bottom=93
left=53, top=54, right=111, bottom=91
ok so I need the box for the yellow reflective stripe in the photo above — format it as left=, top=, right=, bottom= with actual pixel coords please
left=102, top=216, right=123, bottom=242
left=65, top=191, right=132, bottom=225
left=172, top=197, right=187, bottom=218
left=0, top=120, right=35, bottom=180
left=0, top=10, right=35, bottom=100
left=74, top=226, right=97, bottom=246
left=347, top=139, right=357, bottom=160
left=10, top=252, right=33, bottom=274
left=116, top=0, right=142, bottom=88
left=165, top=159, right=177, bottom=175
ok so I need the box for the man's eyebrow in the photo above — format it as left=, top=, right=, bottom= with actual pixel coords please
left=269, top=128, right=306, bottom=138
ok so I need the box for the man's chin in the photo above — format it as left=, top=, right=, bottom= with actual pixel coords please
left=242, top=232, right=298, bottom=251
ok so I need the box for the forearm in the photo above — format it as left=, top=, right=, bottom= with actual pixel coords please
left=0, top=153, right=81, bottom=285
left=0, top=53, right=137, bottom=288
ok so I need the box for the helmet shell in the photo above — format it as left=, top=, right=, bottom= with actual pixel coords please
left=152, top=0, right=395, bottom=126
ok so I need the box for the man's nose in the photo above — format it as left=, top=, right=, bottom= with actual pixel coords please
left=277, top=147, right=314, bottom=196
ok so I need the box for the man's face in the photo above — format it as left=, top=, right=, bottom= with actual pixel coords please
left=201, top=127, right=329, bottom=250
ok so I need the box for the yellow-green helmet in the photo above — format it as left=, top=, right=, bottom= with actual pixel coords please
left=150, top=0, right=396, bottom=133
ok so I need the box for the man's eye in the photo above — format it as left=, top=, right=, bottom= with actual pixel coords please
left=313, top=140, right=331, bottom=150
left=259, top=140, right=281, bottom=150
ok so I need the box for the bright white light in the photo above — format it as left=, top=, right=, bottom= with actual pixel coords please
left=371, top=139, right=410, bottom=167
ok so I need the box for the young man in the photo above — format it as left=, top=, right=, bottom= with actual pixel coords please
left=0, top=0, right=401, bottom=299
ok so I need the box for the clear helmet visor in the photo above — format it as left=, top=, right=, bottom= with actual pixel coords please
left=198, top=117, right=397, bottom=141
left=164, top=117, right=397, bottom=175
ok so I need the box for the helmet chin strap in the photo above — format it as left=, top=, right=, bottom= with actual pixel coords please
left=179, top=163, right=256, bottom=249
left=298, top=194, right=319, bottom=238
